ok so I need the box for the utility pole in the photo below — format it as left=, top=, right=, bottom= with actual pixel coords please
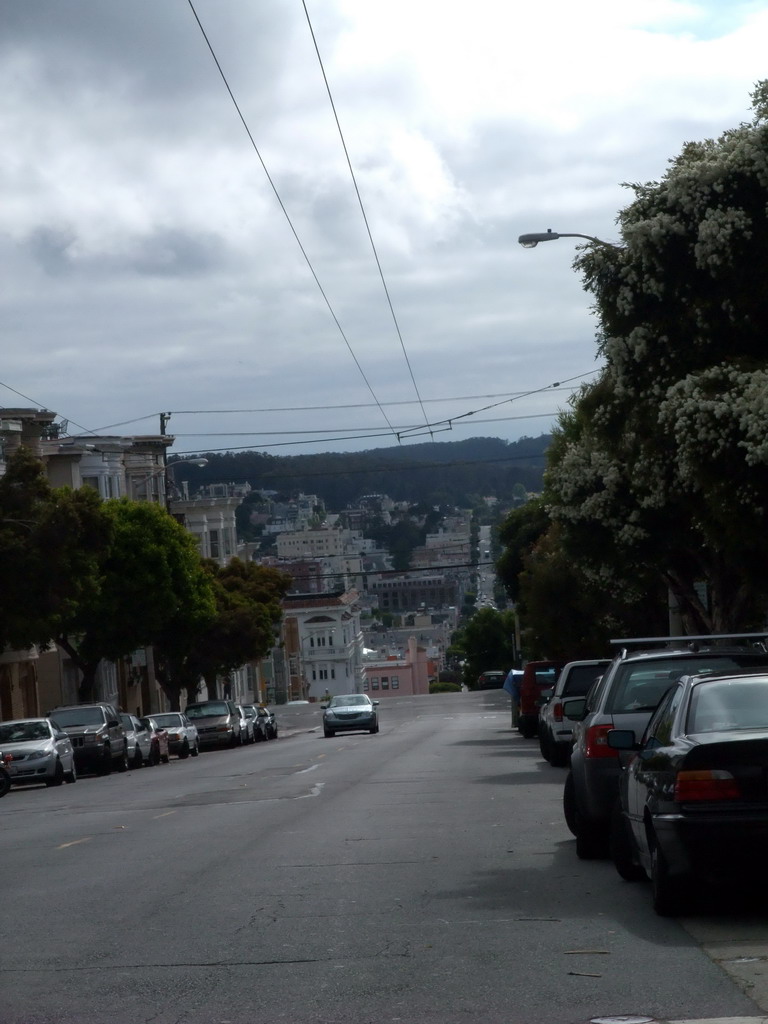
left=159, top=412, right=171, bottom=435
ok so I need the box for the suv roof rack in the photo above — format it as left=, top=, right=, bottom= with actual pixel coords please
left=610, top=633, right=768, bottom=659
left=610, top=633, right=768, bottom=646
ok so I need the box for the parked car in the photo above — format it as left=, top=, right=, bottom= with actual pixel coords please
left=49, top=703, right=129, bottom=775
left=518, top=661, right=564, bottom=739
left=257, top=705, right=278, bottom=739
left=140, top=717, right=170, bottom=764
left=322, top=694, right=379, bottom=737
left=150, top=713, right=200, bottom=758
left=0, top=718, right=77, bottom=787
left=476, top=670, right=507, bottom=690
left=608, top=669, right=768, bottom=915
left=0, top=752, right=11, bottom=797
left=120, top=713, right=155, bottom=768
left=237, top=705, right=255, bottom=744
left=241, top=704, right=269, bottom=742
left=184, top=700, right=242, bottom=748
left=538, top=659, right=610, bottom=766
left=562, top=634, right=768, bottom=859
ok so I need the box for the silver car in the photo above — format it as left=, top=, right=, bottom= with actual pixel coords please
left=150, top=712, right=200, bottom=758
left=0, top=718, right=77, bottom=787
left=120, top=714, right=155, bottom=768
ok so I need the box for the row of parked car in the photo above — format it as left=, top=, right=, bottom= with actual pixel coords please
left=0, top=697, right=279, bottom=795
left=509, top=634, right=768, bottom=915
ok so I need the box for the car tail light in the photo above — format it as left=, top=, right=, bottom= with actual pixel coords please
left=584, top=724, right=619, bottom=759
left=553, top=701, right=563, bottom=722
left=675, top=770, right=741, bottom=802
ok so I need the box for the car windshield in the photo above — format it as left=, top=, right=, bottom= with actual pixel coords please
left=688, top=677, right=768, bottom=732
left=329, top=695, right=370, bottom=708
left=242, top=707, right=256, bottom=718
left=50, top=708, right=104, bottom=727
left=562, top=664, right=607, bottom=697
left=152, top=714, right=182, bottom=727
left=0, top=721, right=50, bottom=743
left=608, top=654, right=768, bottom=713
left=186, top=703, right=229, bottom=718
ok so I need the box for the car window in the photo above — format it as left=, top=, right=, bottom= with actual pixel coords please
left=186, top=702, right=230, bottom=718
left=606, top=655, right=768, bottom=714
left=329, top=695, right=371, bottom=708
left=561, top=664, right=608, bottom=697
left=152, top=714, right=182, bottom=728
left=643, top=683, right=682, bottom=748
left=687, top=677, right=768, bottom=732
left=0, top=721, right=50, bottom=743
left=50, top=708, right=104, bottom=727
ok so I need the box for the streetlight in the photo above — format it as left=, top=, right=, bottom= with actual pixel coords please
left=518, top=229, right=621, bottom=249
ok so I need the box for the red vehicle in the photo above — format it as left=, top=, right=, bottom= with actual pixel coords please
left=518, top=661, right=564, bottom=739
left=140, top=717, right=170, bottom=765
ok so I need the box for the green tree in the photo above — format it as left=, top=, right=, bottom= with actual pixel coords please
left=0, top=448, right=112, bottom=653
left=452, top=607, right=517, bottom=688
left=60, top=499, right=218, bottom=702
left=546, top=82, right=768, bottom=632
left=153, top=558, right=291, bottom=709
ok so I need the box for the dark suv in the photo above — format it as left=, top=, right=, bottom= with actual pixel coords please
left=563, top=634, right=768, bottom=858
left=49, top=703, right=129, bottom=775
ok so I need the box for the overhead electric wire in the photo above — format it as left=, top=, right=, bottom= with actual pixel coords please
left=301, top=0, right=432, bottom=436
left=186, top=0, right=400, bottom=440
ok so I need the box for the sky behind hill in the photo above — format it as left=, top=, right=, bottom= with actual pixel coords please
left=2, top=0, right=766, bottom=455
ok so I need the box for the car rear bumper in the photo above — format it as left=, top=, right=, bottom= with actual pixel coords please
left=654, top=810, right=768, bottom=878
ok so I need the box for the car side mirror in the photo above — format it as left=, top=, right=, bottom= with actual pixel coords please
left=372, top=700, right=380, bottom=706
left=320, top=704, right=328, bottom=709
left=607, top=729, right=639, bottom=751
left=561, top=697, right=586, bottom=721
left=109, top=719, right=119, bottom=727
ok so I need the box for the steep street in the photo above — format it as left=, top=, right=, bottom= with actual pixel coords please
left=3, top=691, right=766, bottom=1024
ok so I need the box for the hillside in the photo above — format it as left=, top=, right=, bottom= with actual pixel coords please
left=183, top=434, right=551, bottom=509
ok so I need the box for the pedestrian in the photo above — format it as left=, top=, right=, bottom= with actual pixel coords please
left=503, top=668, right=521, bottom=726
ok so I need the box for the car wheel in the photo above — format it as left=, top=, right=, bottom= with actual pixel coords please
left=98, top=748, right=112, bottom=775
left=575, top=806, right=609, bottom=860
left=323, top=728, right=334, bottom=738
left=651, top=841, right=688, bottom=916
left=610, top=800, right=645, bottom=881
left=150, top=742, right=160, bottom=766
left=65, top=761, right=77, bottom=784
left=46, top=759, right=65, bottom=787
left=549, top=742, right=568, bottom=768
left=271, top=727, right=278, bottom=739
left=563, top=771, right=578, bottom=836
left=520, top=720, right=537, bottom=739
left=117, top=746, right=129, bottom=772
left=133, top=746, right=143, bottom=769
left=0, top=770, right=10, bottom=798
left=179, top=740, right=190, bottom=759
left=161, top=751, right=170, bottom=764
left=538, top=728, right=549, bottom=760
left=191, top=742, right=200, bottom=757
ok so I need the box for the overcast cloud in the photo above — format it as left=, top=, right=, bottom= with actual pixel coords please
left=2, top=0, right=767, bottom=456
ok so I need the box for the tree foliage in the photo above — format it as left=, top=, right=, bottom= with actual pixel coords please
left=451, top=607, right=517, bottom=687
left=152, top=558, right=291, bottom=709
left=546, top=83, right=768, bottom=632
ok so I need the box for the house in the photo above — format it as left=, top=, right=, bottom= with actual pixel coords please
left=362, top=637, right=431, bottom=697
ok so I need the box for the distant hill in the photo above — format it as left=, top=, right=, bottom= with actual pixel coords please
left=184, top=435, right=551, bottom=509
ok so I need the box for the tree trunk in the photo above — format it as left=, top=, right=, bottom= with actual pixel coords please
left=55, top=636, right=101, bottom=703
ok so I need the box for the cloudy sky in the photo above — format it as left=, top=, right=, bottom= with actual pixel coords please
left=2, top=0, right=767, bottom=457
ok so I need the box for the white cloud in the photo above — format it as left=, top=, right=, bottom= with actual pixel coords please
left=1, top=0, right=766, bottom=456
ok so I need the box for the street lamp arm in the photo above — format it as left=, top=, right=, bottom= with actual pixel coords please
left=518, top=229, right=621, bottom=249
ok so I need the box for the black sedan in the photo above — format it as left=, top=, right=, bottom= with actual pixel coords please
left=608, top=670, right=768, bottom=915
left=322, top=694, right=379, bottom=738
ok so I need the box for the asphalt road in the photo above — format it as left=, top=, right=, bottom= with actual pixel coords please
left=1, top=691, right=764, bottom=1024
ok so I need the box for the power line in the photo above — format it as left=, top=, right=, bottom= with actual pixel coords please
left=185, top=0, right=400, bottom=441
left=278, top=560, right=498, bottom=582
left=169, top=411, right=557, bottom=437
left=301, top=0, right=432, bottom=435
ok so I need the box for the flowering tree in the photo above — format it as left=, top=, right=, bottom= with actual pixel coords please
left=546, top=82, right=768, bottom=632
